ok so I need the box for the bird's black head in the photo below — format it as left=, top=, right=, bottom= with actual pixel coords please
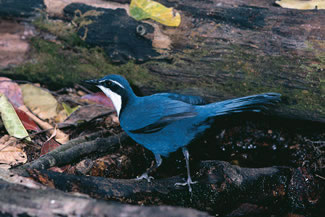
left=85, top=74, right=136, bottom=116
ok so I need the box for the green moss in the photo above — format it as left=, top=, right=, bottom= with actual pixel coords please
left=221, top=45, right=324, bottom=113
left=33, top=17, right=83, bottom=46
left=146, top=43, right=324, bottom=116
left=1, top=15, right=323, bottom=118
left=1, top=17, right=159, bottom=90
left=7, top=38, right=156, bottom=89
left=32, top=9, right=104, bottom=45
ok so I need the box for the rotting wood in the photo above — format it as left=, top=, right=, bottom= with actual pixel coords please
left=0, top=0, right=323, bottom=122
left=0, top=21, right=34, bottom=68
left=0, top=0, right=45, bottom=18
left=0, top=178, right=210, bottom=217
left=26, top=160, right=321, bottom=216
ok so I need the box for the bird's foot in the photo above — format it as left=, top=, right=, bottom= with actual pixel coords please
left=136, top=172, right=154, bottom=182
left=175, top=177, right=197, bottom=192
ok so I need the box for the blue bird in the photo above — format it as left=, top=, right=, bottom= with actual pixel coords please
left=85, top=74, right=281, bottom=192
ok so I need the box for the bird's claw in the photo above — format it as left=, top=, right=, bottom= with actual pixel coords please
left=136, top=173, right=154, bottom=182
left=175, top=177, right=197, bottom=192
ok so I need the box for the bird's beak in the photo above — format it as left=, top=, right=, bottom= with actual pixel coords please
left=84, top=79, right=100, bottom=85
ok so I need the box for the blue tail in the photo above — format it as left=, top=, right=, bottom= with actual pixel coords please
left=204, top=93, right=281, bottom=117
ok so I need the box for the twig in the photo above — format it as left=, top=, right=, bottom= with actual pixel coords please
left=75, top=83, right=94, bottom=94
left=14, top=132, right=127, bottom=171
left=18, top=123, right=76, bottom=143
left=315, top=174, right=325, bottom=181
left=18, top=105, right=69, bottom=144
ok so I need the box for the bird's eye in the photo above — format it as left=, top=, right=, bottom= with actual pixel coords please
left=105, top=80, right=112, bottom=86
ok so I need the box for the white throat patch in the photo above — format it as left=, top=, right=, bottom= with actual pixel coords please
left=97, top=85, right=122, bottom=116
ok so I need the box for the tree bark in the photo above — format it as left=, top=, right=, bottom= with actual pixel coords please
left=0, top=0, right=45, bottom=18
left=25, top=160, right=321, bottom=216
left=0, top=0, right=324, bottom=122
left=17, top=132, right=128, bottom=171
left=0, top=178, right=210, bottom=217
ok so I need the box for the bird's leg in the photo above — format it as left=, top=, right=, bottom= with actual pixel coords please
left=175, top=147, right=197, bottom=192
left=136, top=153, right=162, bottom=182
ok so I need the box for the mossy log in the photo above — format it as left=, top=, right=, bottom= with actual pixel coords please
left=0, top=0, right=324, bottom=123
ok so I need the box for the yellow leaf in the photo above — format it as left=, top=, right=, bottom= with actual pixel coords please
left=130, top=0, right=181, bottom=27
left=275, top=0, right=325, bottom=10
left=20, top=84, right=58, bottom=120
left=0, top=94, right=30, bottom=141
left=62, top=102, right=80, bottom=116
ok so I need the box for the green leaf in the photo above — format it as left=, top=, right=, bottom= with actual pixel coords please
left=0, top=94, right=30, bottom=141
left=62, top=102, right=80, bottom=116
left=130, top=0, right=181, bottom=27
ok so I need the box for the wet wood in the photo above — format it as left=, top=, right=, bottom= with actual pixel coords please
left=0, top=178, right=210, bottom=217
left=63, top=0, right=325, bottom=122
left=0, top=0, right=45, bottom=18
left=0, top=0, right=324, bottom=122
left=26, top=160, right=321, bottom=216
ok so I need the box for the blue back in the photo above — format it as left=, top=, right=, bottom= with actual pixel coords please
left=119, top=92, right=280, bottom=156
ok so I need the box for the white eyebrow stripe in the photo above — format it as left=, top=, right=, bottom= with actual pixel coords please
left=110, top=80, right=125, bottom=89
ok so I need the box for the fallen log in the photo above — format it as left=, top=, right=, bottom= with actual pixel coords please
left=26, top=160, right=321, bottom=216
left=0, top=0, right=45, bottom=18
left=0, top=0, right=324, bottom=122
left=0, top=177, right=210, bottom=217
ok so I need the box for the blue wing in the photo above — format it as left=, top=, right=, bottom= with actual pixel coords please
left=154, top=93, right=206, bottom=105
left=120, top=95, right=197, bottom=134
left=129, top=111, right=197, bottom=134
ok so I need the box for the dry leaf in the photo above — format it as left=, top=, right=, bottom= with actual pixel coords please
left=0, top=136, right=27, bottom=166
left=20, top=84, right=59, bottom=120
left=0, top=77, right=24, bottom=107
left=14, top=108, right=40, bottom=131
left=40, top=138, right=70, bottom=172
left=64, top=104, right=114, bottom=125
left=0, top=146, right=27, bottom=166
left=18, top=105, right=69, bottom=144
left=275, top=0, right=325, bottom=10
left=55, top=108, right=69, bottom=123
left=40, top=138, right=60, bottom=156
left=130, top=0, right=181, bottom=27
left=81, top=92, right=114, bottom=108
